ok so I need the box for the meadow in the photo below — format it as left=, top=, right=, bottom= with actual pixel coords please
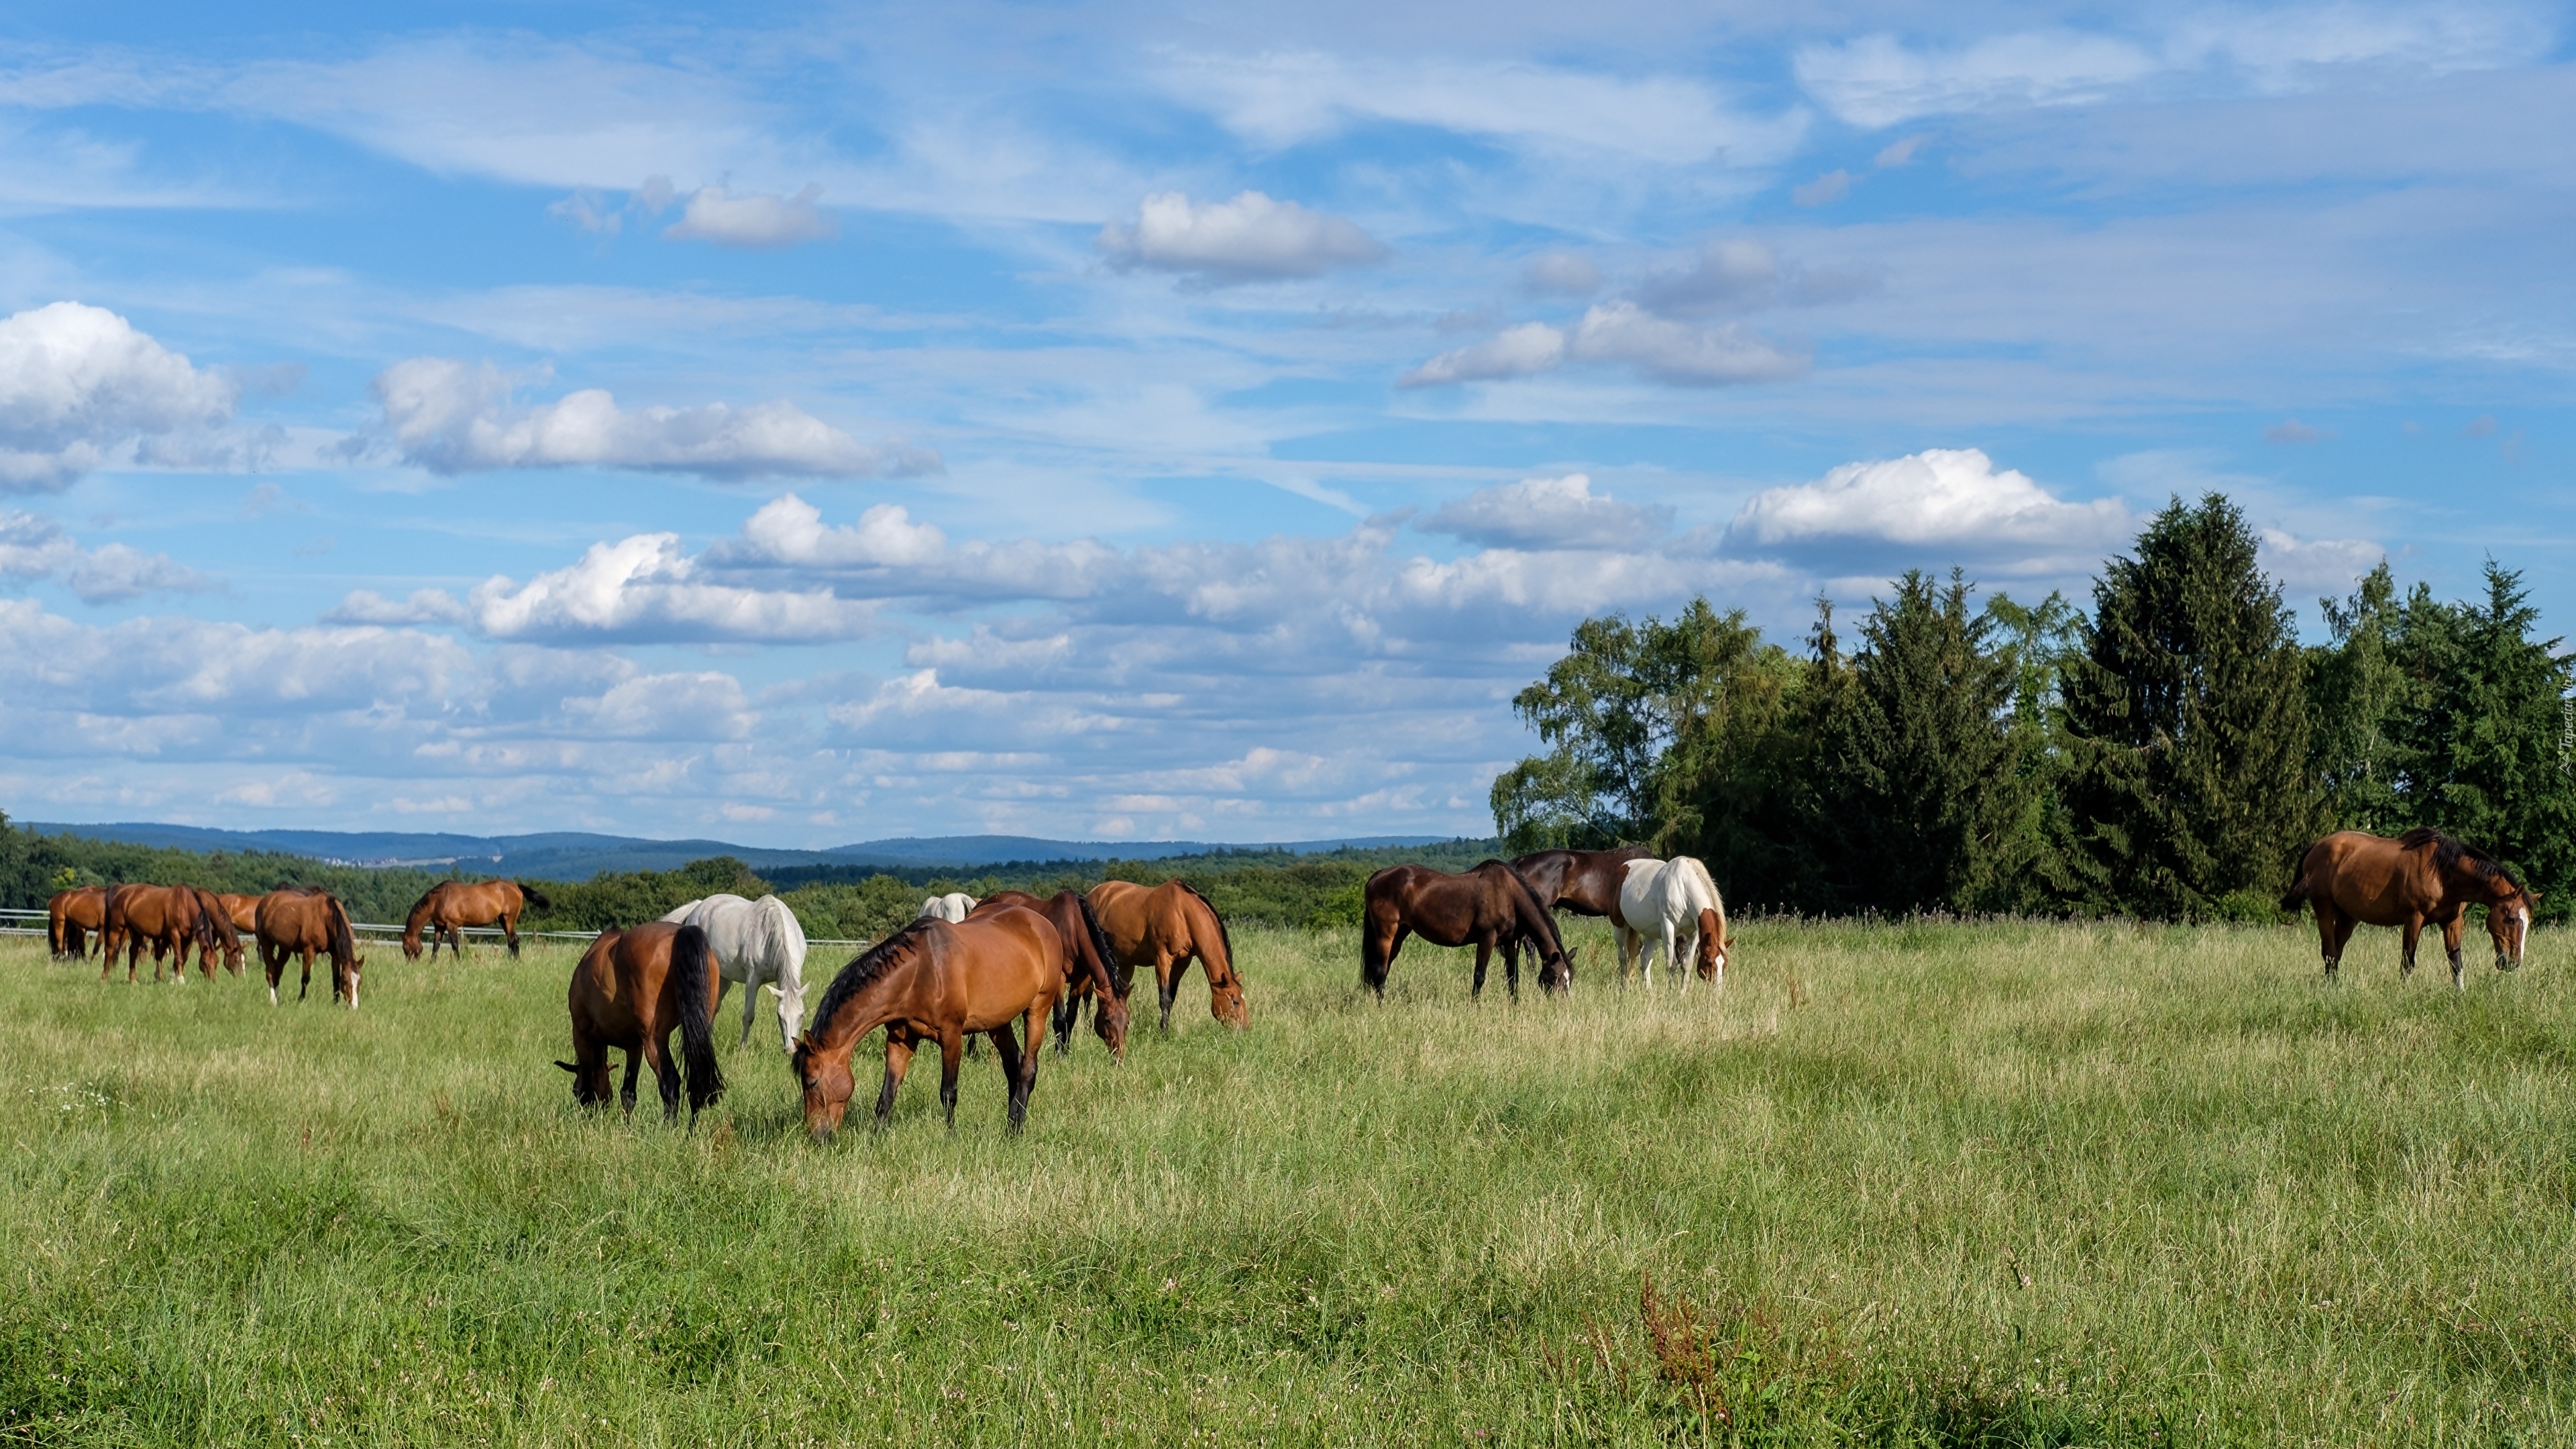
left=3, top=916, right=2572, bottom=1446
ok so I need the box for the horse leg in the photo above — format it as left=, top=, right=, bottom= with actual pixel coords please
left=621, top=1048, right=642, bottom=1117
left=1502, top=934, right=1521, bottom=1001
left=736, top=975, right=760, bottom=1051
left=989, top=1021, right=1028, bottom=1134
left=1471, top=938, right=1491, bottom=1001
left=2443, top=914, right=2467, bottom=991
left=1156, top=953, right=1180, bottom=1032
left=299, top=947, right=315, bottom=1002
left=263, top=943, right=283, bottom=1006
left=504, top=914, right=521, bottom=961
left=938, top=1031, right=966, bottom=1130
left=647, top=1026, right=682, bottom=1123
left=1051, top=988, right=1078, bottom=1055
left=2401, top=916, right=2422, bottom=978
left=875, top=1033, right=916, bottom=1126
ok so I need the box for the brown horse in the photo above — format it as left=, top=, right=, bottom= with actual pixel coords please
left=1511, top=845, right=1656, bottom=917
left=1362, top=861, right=1574, bottom=1000
left=1085, top=879, right=1247, bottom=1031
left=792, top=907, right=1066, bottom=1138
left=404, top=879, right=551, bottom=960
left=101, top=884, right=216, bottom=983
left=971, top=889, right=1131, bottom=1058
left=191, top=887, right=245, bottom=977
left=48, top=885, right=105, bottom=959
left=2282, top=827, right=2536, bottom=988
left=256, top=888, right=365, bottom=1008
left=213, top=894, right=262, bottom=934
left=555, top=921, right=724, bottom=1123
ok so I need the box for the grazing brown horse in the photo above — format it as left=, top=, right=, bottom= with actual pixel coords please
left=48, top=885, right=105, bottom=959
left=555, top=922, right=724, bottom=1123
left=1362, top=861, right=1574, bottom=1000
left=213, top=894, right=262, bottom=934
left=2282, top=828, right=2536, bottom=989
left=792, top=908, right=1066, bottom=1138
left=971, top=890, right=1131, bottom=1058
left=404, top=879, right=551, bottom=960
left=101, top=884, right=216, bottom=983
left=1511, top=845, right=1656, bottom=917
left=256, top=888, right=365, bottom=1008
left=1085, top=879, right=1247, bottom=1031
left=190, top=887, right=246, bottom=977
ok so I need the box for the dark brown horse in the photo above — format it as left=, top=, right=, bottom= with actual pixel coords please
left=101, top=884, right=216, bottom=983
left=2282, top=827, right=2536, bottom=988
left=256, top=888, right=365, bottom=1008
left=405, top=879, right=551, bottom=960
left=1511, top=845, right=1655, bottom=917
left=1085, top=879, right=1247, bottom=1030
left=48, top=885, right=105, bottom=959
left=555, top=921, right=724, bottom=1123
left=792, top=907, right=1066, bottom=1138
left=971, top=889, right=1131, bottom=1058
left=191, top=886, right=245, bottom=977
left=1362, top=861, right=1574, bottom=1000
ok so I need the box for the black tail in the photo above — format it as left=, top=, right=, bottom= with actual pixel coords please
left=1075, top=892, right=1128, bottom=1000
left=517, top=880, right=553, bottom=910
left=671, top=924, right=725, bottom=1116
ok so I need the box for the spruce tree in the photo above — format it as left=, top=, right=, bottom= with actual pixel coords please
left=1803, top=571, right=2027, bottom=914
left=2309, top=561, right=2414, bottom=833
left=2058, top=494, right=2317, bottom=918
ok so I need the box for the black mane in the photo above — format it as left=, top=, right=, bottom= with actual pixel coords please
left=805, top=918, right=938, bottom=1042
left=2397, top=826, right=2524, bottom=892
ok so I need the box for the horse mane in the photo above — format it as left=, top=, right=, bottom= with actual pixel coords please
left=324, top=894, right=359, bottom=967
left=1172, top=881, right=1232, bottom=972
left=2397, top=826, right=2524, bottom=892
left=1674, top=855, right=1723, bottom=910
left=805, top=918, right=939, bottom=1042
left=756, top=894, right=805, bottom=967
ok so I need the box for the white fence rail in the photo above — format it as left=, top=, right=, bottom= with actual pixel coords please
left=2, top=906, right=865, bottom=949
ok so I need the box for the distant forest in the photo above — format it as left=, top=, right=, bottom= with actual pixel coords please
left=0, top=822, right=1499, bottom=940
left=1493, top=493, right=2576, bottom=921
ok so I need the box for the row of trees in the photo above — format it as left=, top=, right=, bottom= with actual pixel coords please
left=1493, top=494, right=2576, bottom=920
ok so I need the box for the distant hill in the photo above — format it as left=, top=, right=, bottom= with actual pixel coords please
left=21, top=822, right=1463, bottom=881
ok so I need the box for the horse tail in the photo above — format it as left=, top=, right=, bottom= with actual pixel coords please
left=516, top=880, right=553, bottom=911
left=672, top=924, right=725, bottom=1115
left=1074, top=891, right=1128, bottom=998
left=2279, top=844, right=2316, bottom=912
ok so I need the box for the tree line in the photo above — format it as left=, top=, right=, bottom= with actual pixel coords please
left=1492, top=493, right=2576, bottom=921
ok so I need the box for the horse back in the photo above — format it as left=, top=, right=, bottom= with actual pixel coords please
left=941, top=908, right=1065, bottom=1028
left=2304, top=830, right=2448, bottom=924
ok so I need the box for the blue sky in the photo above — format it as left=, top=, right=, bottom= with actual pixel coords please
left=0, top=2, right=2568, bottom=845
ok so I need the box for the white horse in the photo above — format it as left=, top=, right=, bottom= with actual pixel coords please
left=918, top=892, right=977, bottom=923
left=657, top=894, right=810, bottom=1052
left=1615, top=857, right=1731, bottom=990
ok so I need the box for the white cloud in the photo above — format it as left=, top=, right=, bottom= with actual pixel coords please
left=1097, top=191, right=1387, bottom=284
left=1636, top=238, right=1786, bottom=315
left=1729, top=449, right=2133, bottom=571
left=662, top=184, right=838, bottom=248
left=558, top=671, right=756, bottom=741
left=366, top=358, right=940, bottom=480
left=0, top=302, right=236, bottom=492
left=0, top=510, right=209, bottom=602
left=1417, top=474, right=1674, bottom=551
left=323, top=588, right=468, bottom=626
left=2259, top=529, right=2383, bottom=594
left=1797, top=32, right=2161, bottom=129
left=468, top=532, right=876, bottom=643
left=1399, top=323, right=1566, bottom=388
left=1566, top=302, right=1809, bottom=386
left=1152, top=50, right=1806, bottom=168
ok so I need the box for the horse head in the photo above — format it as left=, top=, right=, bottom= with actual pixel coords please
left=2489, top=889, right=2536, bottom=972
left=1694, top=908, right=1727, bottom=984
left=792, top=1034, right=853, bottom=1141
left=557, top=1059, right=609, bottom=1107
left=1539, top=942, right=1576, bottom=994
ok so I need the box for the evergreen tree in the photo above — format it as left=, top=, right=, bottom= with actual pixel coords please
left=2058, top=494, right=2317, bottom=918
left=1804, top=572, right=2029, bottom=913
left=2309, top=561, right=2415, bottom=833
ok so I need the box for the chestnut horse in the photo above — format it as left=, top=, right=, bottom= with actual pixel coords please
left=48, top=885, right=105, bottom=959
left=191, top=886, right=246, bottom=977
left=256, top=888, right=365, bottom=1008
left=2282, top=827, right=2536, bottom=988
left=555, top=922, right=724, bottom=1123
left=1085, top=879, right=1247, bottom=1031
left=792, top=908, right=1066, bottom=1138
left=971, top=889, right=1131, bottom=1058
left=1362, top=861, right=1573, bottom=1000
left=101, top=884, right=215, bottom=984
left=1511, top=845, right=1656, bottom=918
left=404, top=879, right=551, bottom=960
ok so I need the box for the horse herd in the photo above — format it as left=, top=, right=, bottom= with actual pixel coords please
left=34, top=826, right=2540, bottom=1139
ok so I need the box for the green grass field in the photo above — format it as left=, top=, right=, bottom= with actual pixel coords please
left=4, top=916, right=2573, bottom=1446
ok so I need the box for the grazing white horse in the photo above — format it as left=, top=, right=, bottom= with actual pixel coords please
left=1615, top=856, right=1731, bottom=990
left=657, top=893, right=810, bottom=1052
left=917, top=892, right=977, bottom=923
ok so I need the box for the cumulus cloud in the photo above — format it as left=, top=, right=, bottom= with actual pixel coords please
left=1729, top=449, right=2132, bottom=571
left=1401, top=303, right=1806, bottom=390
left=364, top=358, right=940, bottom=480
left=468, top=532, right=875, bottom=643
left=662, top=183, right=837, bottom=248
left=1399, top=323, right=1566, bottom=388
left=2264, top=417, right=2327, bottom=443
left=557, top=671, right=756, bottom=740
left=1097, top=191, right=1387, bottom=284
left=2259, top=529, right=2383, bottom=593
left=0, top=302, right=237, bottom=492
left=1418, top=475, right=1675, bottom=551
left=0, top=510, right=210, bottom=602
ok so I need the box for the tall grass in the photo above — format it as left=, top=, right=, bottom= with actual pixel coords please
left=2, top=916, right=2570, bottom=1445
